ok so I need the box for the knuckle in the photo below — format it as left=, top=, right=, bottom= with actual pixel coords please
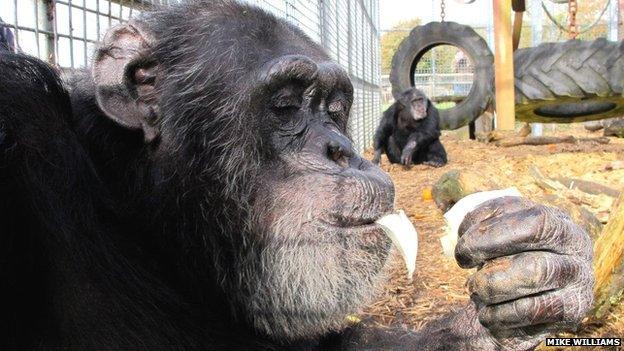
left=468, top=272, right=492, bottom=299
left=542, top=206, right=593, bottom=259
left=478, top=307, right=496, bottom=328
left=563, top=286, right=593, bottom=323
left=454, top=237, right=476, bottom=268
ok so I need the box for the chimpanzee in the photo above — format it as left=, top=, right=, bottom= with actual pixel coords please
left=0, top=19, right=18, bottom=53
left=372, top=88, right=447, bottom=167
left=0, top=1, right=593, bottom=350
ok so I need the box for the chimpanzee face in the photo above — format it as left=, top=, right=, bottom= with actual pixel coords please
left=90, top=3, right=396, bottom=342
left=238, top=56, right=395, bottom=340
left=397, top=88, right=429, bottom=122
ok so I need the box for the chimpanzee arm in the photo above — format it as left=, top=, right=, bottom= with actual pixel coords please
left=336, top=303, right=553, bottom=351
left=333, top=306, right=535, bottom=351
left=372, top=103, right=396, bottom=164
left=400, top=104, right=441, bottom=165
left=331, top=197, right=594, bottom=351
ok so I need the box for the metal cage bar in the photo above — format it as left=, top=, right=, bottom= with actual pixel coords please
left=0, top=0, right=381, bottom=153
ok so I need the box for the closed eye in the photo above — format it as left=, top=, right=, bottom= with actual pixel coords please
left=273, top=97, right=301, bottom=110
left=327, top=100, right=344, bottom=114
left=271, top=86, right=303, bottom=114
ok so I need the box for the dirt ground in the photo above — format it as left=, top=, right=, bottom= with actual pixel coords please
left=361, top=126, right=624, bottom=349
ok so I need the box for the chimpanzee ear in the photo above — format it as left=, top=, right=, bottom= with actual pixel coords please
left=92, top=21, right=159, bottom=142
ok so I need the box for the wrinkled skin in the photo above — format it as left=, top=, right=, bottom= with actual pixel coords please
left=372, top=88, right=447, bottom=167
left=0, top=1, right=592, bottom=350
left=341, top=196, right=594, bottom=351
left=456, top=197, right=593, bottom=349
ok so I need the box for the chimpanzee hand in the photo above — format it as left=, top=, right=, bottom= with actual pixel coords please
left=400, top=141, right=417, bottom=166
left=372, top=149, right=382, bottom=165
left=454, top=197, right=594, bottom=350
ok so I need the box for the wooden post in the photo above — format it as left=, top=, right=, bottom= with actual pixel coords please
left=593, top=192, right=624, bottom=319
left=493, top=0, right=516, bottom=130
left=511, top=0, right=526, bottom=50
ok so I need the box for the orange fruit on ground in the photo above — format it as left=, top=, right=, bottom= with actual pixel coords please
left=422, top=187, right=433, bottom=201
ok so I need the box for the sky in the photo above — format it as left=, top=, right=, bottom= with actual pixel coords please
left=379, top=0, right=493, bottom=31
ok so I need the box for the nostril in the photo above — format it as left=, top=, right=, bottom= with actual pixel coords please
left=327, top=140, right=350, bottom=167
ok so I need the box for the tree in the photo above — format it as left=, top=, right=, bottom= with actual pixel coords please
left=381, top=18, right=421, bottom=75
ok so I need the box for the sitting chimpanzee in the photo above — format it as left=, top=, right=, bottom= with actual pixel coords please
left=0, top=1, right=593, bottom=350
left=372, top=88, right=448, bottom=167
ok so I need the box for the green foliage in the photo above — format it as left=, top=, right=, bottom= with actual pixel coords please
left=381, top=18, right=421, bottom=74
left=435, top=101, right=456, bottom=110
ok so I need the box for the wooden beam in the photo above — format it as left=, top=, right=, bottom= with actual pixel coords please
left=493, top=0, right=516, bottom=130
left=512, top=0, right=526, bottom=50
left=512, top=11, right=524, bottom=50
left=593, top=192, right=624, bottom=319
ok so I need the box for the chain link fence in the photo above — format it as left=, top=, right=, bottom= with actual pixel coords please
left=0, top=0, right=381, bottom=154
left=382, top=0, right=618, bottom=117
left=231, top=0, right=382, bottom=153
left=413, top=45, right=474, bottom=110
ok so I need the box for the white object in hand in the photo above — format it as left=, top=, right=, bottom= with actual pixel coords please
left=440, top=188, right=522, bottom=258
left=376, top=210, right=418, bottom=281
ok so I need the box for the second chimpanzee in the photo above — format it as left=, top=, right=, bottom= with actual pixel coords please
left=372, top=88, right=447, bottom=167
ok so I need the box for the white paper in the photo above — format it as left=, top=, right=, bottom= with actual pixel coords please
left=441, top=188, right=522, bottom=257
left=376, top=210, right=419, bottom=281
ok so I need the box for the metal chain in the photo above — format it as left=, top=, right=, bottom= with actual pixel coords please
left=541, top=0, right=611, bottom=38
left=568, top=0, right=578, bottom=39
left=440, top=0, right=446, bottom=22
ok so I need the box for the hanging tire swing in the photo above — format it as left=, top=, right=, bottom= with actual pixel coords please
left=391, top=15, right=624, bottom=127
left=389, top=21, right=494, bottom=130
left=514, top=38, right=624, bottom=123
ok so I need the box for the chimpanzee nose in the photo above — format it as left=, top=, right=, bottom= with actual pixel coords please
left=327, top=138, right=354, bottom=167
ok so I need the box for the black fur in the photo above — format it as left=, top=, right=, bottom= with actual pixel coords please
left=0, top=1, right=394, bottom=350
left=372, top=88, right=448, bottom=167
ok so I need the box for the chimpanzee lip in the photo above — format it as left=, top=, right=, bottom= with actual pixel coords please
left=324, top=217, right=372, bottom=228
left=319, top=213, right=390, bottom=228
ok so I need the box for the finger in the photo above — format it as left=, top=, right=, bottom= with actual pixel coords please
left=478, top=283, right=593, bottom=331
left=468, top=251, right=586, bottom=305
left=458, top=197, right=534, bottom=236
left=455, top=205, right=592, bottom=268
left=403, top=154, right=412, bottom=166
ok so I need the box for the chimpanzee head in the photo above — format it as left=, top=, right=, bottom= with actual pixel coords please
left=396, top=88, right=430, bottom=121
left=90, top=0, right=395, bottom=341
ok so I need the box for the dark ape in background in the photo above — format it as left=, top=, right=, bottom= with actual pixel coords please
left=0, top=18, right=17, bottom=53
left=0, top=1, right=593, bottom=350
left=372, top=88, right=448, bottom=167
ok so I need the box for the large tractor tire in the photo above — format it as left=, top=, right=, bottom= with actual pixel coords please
left=514, top=38, right=624, bottom=123
left=390, top=22, right=494, bottom=130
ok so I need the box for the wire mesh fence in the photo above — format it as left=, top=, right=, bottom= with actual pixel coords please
left=0, top=0, right=382, bottom=154
left=413, top=44, right=474, bottom=110
left=0, top=1, right=175, bottom=67
left=245, top=0, right=382, bottom=153
left=381, top=0, right=618, bottom=116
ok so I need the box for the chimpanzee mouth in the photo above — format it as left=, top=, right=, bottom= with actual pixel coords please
left=323, top=213, right=389, bottom=228
left=320, top=216, right=382, bottom=229
left=317, top=219, right=378, bottom=232
left=316, top=216, right=393, bottom=246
